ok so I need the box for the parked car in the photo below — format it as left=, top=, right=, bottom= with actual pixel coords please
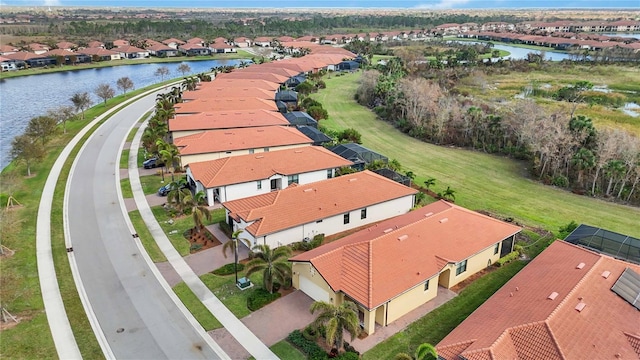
left=158, top=181, right=189, bottom=196
left=143, top=157, right=164, bottom=169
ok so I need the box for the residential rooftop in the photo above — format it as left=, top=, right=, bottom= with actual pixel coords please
left=181, top=87, right=275, bottom=101
left=173, top=97, right=278, bottom=113
left=169, top=109, right=289, bottom=132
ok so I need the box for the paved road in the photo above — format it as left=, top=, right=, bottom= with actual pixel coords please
left=65, top=93, right=222, bottom=359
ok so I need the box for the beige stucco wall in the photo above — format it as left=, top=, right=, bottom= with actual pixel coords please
left=291, top=262, right=338, bottom=305
left=386, top=274, right=438, bottom=324
left=446, top=242, right=501, bottom=288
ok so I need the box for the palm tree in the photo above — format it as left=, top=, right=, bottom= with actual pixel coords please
left=572, top=147, right=595, bottom=187
left=156, top=140, right=180, bottom=182
left=309, top=301, right=360, bottom=352
left=222, top=229, right=251, bottom=284
left=442, top=186, right=456, bottom=201
left=244, top=244, right=292, bottom=294
left=423, top=178, right=436, bottom=190
left=167, top=179, right=191, bottom=213
left=188, top=191, right=211, bottom=232
left=394, top=343, right=438, bottom=360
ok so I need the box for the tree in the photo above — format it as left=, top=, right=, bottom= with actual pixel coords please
left=414, top=343, right=438, bottom=360
left=11, top=134, right=44, bottom=177
left=188, top=191, right=211, bottom=232
left=116, top=76, right=134, bottom=96
left=307, top=106, right=328, bottom=121
left=70, top=92, right=92, bottom=120
left=94, top=83, right=115, bottom=106
left=338, top=128, right=362, bottom=144
left=441, top=186, right=456, bottom=201
left=154, top=66, right=170, bottom=81
left=177, top=63, right=191, bottom=76
left=244, top=244, right=292, bottom=294
left=25, top=115, right=57, bottom=147
left=166, top=179, right=191, bottom=213
left=309, top=301, right=359, bottom=352
left=46, top=105, right=75, bottom=134
left=222, top=229, right=251, bottom=284
left=157, top=140, right=180, bottom=182
left=423, top=178, right=436, bottom=190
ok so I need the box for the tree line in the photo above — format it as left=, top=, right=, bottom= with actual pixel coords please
left=355, top=56, right=640, bottom=205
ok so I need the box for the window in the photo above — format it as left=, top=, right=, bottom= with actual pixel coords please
left=494, top=243, right=500, bottom=255
left=316, top=219, right=323, bottom=223
left=287, top=174, right=299, bottom=185
left=424, top=280, right=430, bottom=291
left=249, top=149, right=255, bottom=154
left=456, top=260, right=468, bottom=276
left=343, top=213, right=350, bottom=224
left=327, top=169, right=333, bottom=179
left=361, top=208, right=367, bottom=219
left=256, top=180, right=262, bottom=190
left=264, top=147, right=270, bottom=152
left=225, top=151, right=232, bottom=154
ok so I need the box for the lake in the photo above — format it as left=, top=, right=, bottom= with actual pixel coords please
left=0, top=59, right=245, bottom=170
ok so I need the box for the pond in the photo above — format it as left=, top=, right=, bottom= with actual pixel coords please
left=0, top=58, right=246, bottom=170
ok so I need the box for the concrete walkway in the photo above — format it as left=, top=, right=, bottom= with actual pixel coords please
left=349, top=286, right=457, bottom=353
left=128, top=121, right=276, bottom=360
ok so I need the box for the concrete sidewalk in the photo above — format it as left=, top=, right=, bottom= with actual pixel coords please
left=128, top=121, right=276, bottom=360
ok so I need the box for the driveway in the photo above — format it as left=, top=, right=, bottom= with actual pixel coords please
left=210, top=290, right=315, bottom=359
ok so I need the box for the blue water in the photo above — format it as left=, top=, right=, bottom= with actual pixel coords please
left=0, top=59, right=244, bottom=169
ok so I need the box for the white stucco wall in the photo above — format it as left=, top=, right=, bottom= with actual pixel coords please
left=180, top=143, right=310, bottom=166
left=230, top=195, right=414, bottom=248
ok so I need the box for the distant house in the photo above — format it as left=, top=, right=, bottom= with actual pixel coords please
left=169, top=109, right=289, bottom=139
left=239, top=65, right=302, bottom=78
left=78, top=47, right=121, bottom=61
left=5, top=51, right=54, bottom=68
left=147, top=43, right=178, bottom=57
left=179, top=43, right=211, bottom=56
left=186, top=37, right=205, bottom=46
left=338, top=60, right=359, bottom=71
left=181, top=87, right=275, bottom=102
left=174, top=126, right=313, bottom=165
left=87, top=40, right=105, bottom=49
left=0, top=56, right=17, bottom=71
left=215, top=71, right=290, bottom=85
left=186, top=146, right=352, bottom=206
left=42, top=49, right=91, bottom=64
left=223, top=170, right=418, bottom=249
left=290, top=200, right=521, bottom=335
left=210, top=41, right=237, bottom=54
left=254, top=37, right=272, bottom=47
left=162, top=38, right=185, bottom=49
left=234, top=37, right=252, bottom=48
left=112, top=39, right=129, bottom=47
left=55, top=41, right=77, bottom=51
left=437, top=240, right=640, bottom=359
left=0, top=45, right=19, bottom=56
left=116, top=45, right=149, bottom=59
left=28, top=43, right=50, bottom=55
left=173, top=97, right=278, bottom=114
left=274, top=90, right=298, bottom=105
left=198, top=79, right=282, bottom=92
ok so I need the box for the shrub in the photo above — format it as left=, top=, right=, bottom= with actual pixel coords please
left=557, top=220, right=578, bottom=239
left=496, top=251, right=519, bottom=267
left=212, top=263, right=245, bottom=276
left=302, top=325, right=320, bottom=341
left=190, top=243, right=203, bottom=252
left=218, top=221, right=232, bottom=237
left=343, top=342, right=359, bottom=355
left=247, top=288, right=281, bottom=311
left=287, top=330, right=328, bottom=360
left=335, top=352, right=359, bottom=360
left=551, top=175, right=569, bottom=188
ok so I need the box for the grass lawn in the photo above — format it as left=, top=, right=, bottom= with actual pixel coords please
left=120, top=149, right=130, bottom=169
left=200, top=271, right=265, bottom=320
left=270, top=341, right=306, bottom=360
left=120, top=178, right=133, bottom=198
left=129, top=210, right=166, bottom=262
left=362, top=260, right=527, bottom=359
left=173, top=282, right=221, bottom=330
left=311, top=72, right=640, bottom=238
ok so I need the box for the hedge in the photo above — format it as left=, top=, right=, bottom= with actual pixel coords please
left=247, top=288, right=281, bottom=311
left=287, top=330, right=328, bottom=360
left=211, top=263, right=245, bottom=276
left=496, top=251, right=519, bottom=267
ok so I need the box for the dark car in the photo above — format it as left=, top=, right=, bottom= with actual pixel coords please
left=143, top=157, right=164, bottom=169
left=158, top=181, right=189, bottom=196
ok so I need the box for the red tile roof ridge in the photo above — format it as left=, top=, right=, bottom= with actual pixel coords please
left=367, top=240, right=374, bottom=308
left=543, top=320, right=567, bottom=359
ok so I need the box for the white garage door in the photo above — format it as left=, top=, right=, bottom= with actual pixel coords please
left=299, top=276, right=330, bottom=303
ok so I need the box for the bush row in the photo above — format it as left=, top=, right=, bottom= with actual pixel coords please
left=496, top=251, right=519, bottom=267
left=290, top=233, right=325, bottom=252
left=211, top=263, right=245, bottom=276
left=247, top=288, right=281, bottom=311
left=287, top=329, right=328, bottom=360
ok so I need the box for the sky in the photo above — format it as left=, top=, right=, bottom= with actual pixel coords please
left=1, top=0, right=638, bottom=9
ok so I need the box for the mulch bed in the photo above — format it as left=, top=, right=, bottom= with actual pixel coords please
left=450, top=266, right=499, bottom=293
left=187, top=227, right=222, bottom=253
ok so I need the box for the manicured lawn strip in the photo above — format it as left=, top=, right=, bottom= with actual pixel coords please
left=150, top=205, right=192, bottom=256
left=173, top=282, right=222, bottom=330
left=270, top=340, right=307, bottom=360
left=200, top=272, right=265, bottom=320
left=311, top=72, right=640, bottom=237
left=0, top=79, right=180, bottom=358
left=0, top=51, right=253, bottom=79
left=129, top=210, right=167, bottom=263
left=137, top=149, right=146, bottom=168
left=140, top=174, right=167, bottom=195
left=120, top=149, right=130, bottom=169
left=362, top=260, right=527, bottom=360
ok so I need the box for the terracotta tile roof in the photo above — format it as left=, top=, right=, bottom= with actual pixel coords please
left=199, top=79, right=281, bottom=91
left=210, top=41, right=233, bottom=50
left=162, top=38, right=185, bottom=45
left=224, top=170, right=417, bottom=238
left=437, top=240, right=640, bottom=360
left=55, top=41, right=76, bottom=49
left=42, top=49, right=76, bottom=57
left=258, top=61, right=310, bottom=74
left=0, top=45, right=18, bottom=53
left=181, top=87, right=275, bottom=101
left=116, top=45, right=146, bottom=53
left=187, top=37, right=204, bottom=43
left=169, top=109, right=289, bottom=132
left=5, top=51, right=43, bottom=61
left=179, top=43, right=208, bottom=50
left=187, top=146, right=352, bottom=188
left=174, top=97, right=278, bottom=113
left=77, top=48, right=119, bottom=56
left=236, top=65, right=301, bottom=77
left=147, top=43, right=173, bottom=52
left=215, top=71, right=290, bottom=84
left=174, top=126, right=313, bottom=155
left=254, top=37, right=272, bottom=42
left=113, top=39, right=129, bottom=46
left=87, top=40, right=104, bottom=48
left=290, top=200, right=520, bottom=309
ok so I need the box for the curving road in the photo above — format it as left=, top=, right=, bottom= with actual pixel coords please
left=64, top=92, right=223, bottom=359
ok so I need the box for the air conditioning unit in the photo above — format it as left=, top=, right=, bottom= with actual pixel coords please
left=303, top=237, right=311, bottom=243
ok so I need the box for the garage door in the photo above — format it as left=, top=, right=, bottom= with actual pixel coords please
left=299, top=275, right=330, bottom=303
